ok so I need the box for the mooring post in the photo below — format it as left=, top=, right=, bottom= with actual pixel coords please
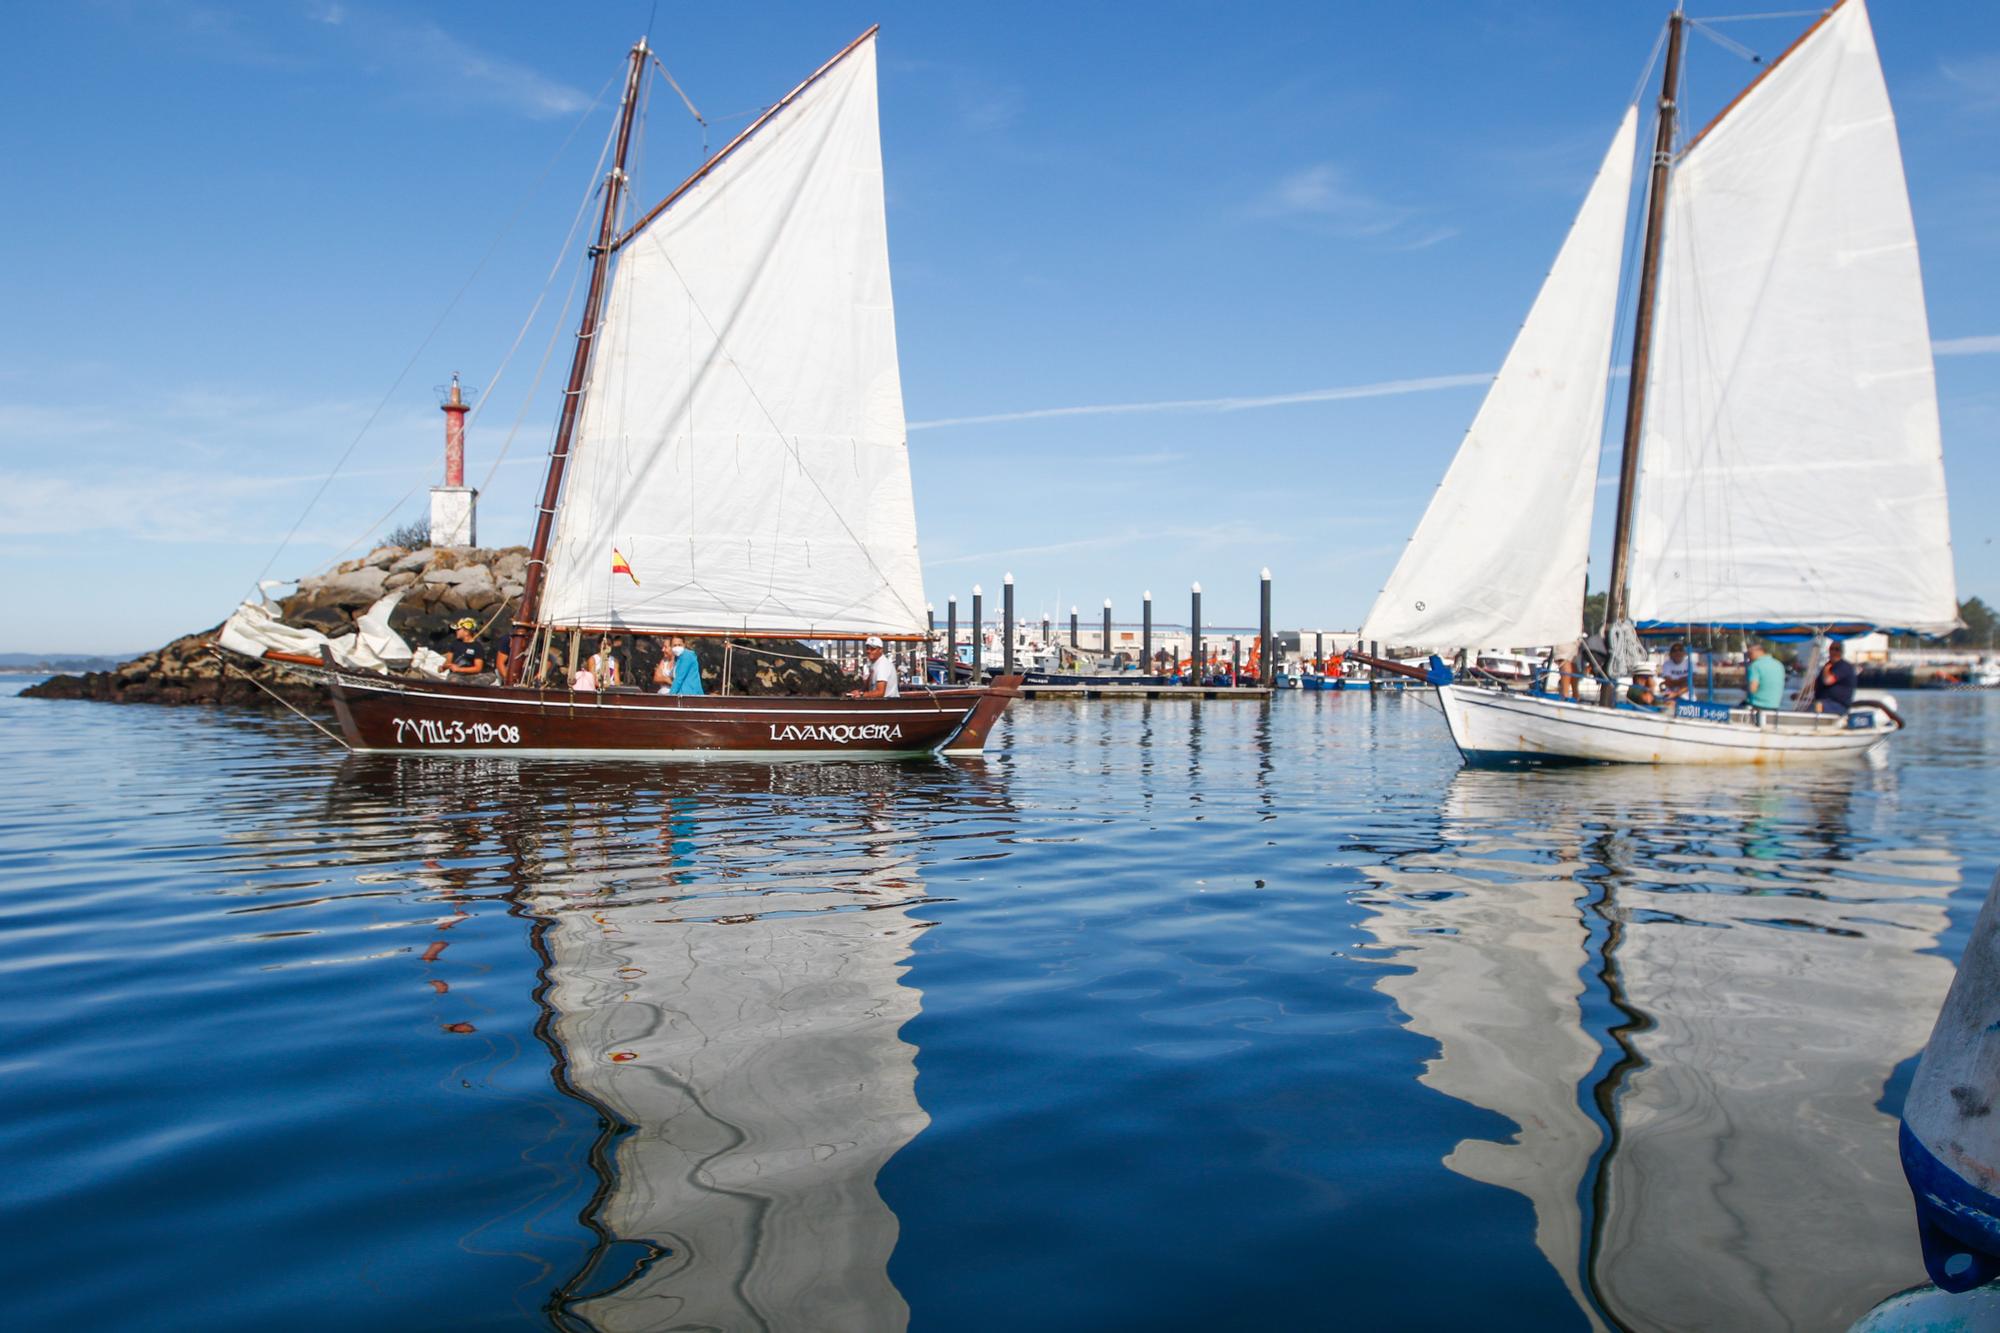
left=947, top=596, right=959, bottom=683
left=1370, top=639, right=1380, bottom=686
left=1070, top=606, right=1079, bottom=649
left=1315, top=630, right=1324, bottom=674
left=1142, top=590, right=1153, bottom=676
left=1003, top=573, right=1015, bottom=675
left=971, top=584, right=984, bottom=680
left=1233, top=636, right=1242, bottom=684
left=1102, top=598, right=1113, bottom=663
left=1191, top=582, right=1203, bottom=684
left=1259, top=568, right=1273, bottom=684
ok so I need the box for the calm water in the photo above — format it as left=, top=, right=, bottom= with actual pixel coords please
left=3, top=679, right=1997, bottom=1331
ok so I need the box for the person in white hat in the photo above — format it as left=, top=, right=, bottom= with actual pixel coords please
left=848, top=635, right=899, bottom=699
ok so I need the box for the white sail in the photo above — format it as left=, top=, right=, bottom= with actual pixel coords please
left=1630, top=0, right=1957, bottom=634
left=1361, top=108, right=1637, bottom=654
left=538, top=35, right=926, bottom=637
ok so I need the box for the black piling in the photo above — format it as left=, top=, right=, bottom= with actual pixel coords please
left=971, top=585, right=983, bottom=680
left=1259, top=568, right=1272, bottom=683
left=1191, top=582, right=1203, bottom=682
left=1102, top=599, right=1113, bottom=663
left=1142, top=591, right=1153, bottom=674
left=1003, top=574, right=1015, bottom=674
left=1070, top=606, right=1079, bottom=648
left=947, top=596, right=959, bottom=683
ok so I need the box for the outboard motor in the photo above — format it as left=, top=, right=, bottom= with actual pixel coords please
left=1899, top=868, right=2000, bottom=1293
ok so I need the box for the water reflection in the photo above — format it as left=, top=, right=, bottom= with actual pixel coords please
left=1358, top=763, right=1958, bottom=1332
left=329, top=756, right=1016, bottom=1332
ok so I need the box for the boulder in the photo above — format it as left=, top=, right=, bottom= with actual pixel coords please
left=297, top=565, right=388, bottom=605
left=390, top=547, right=434, bottom=575
left=492, top=551, right=528, bottom=583
left=422, top=563, right=490, bottom=587
left=383, top=570, right=417, bottom=590
left=363, top=545, right=407, bottom=569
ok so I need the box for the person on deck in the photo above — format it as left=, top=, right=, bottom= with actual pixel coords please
left=1812, top=641, right=1857, bottom=714
left=1658, top=642, right=1692, bottom=700
left=847, top=636, right=900, bottom=699
left=1626, top=670, right=1659, bottom=710
left=446, top=619, right=487, bottom=677
left=667, top=637, right=705, bottom=696
left=587, top=637, right=622, bottom=689
left=1745, top=641, right=1785, bottom=711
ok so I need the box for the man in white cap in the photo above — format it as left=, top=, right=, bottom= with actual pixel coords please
left=848, top=635, right=899, bottom=699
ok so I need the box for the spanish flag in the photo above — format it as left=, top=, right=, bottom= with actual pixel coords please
left=611, top=547, right=640, bottom=585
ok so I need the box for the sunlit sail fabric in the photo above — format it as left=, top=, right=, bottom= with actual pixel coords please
left=1361, top=110, right=1637, bottom=653
left=538, top=36, right=926, bottom=636
left=1630, top=0, right=1957, bottom=634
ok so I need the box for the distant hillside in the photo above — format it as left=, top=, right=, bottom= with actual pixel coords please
left=0, top=653, right=135, bottom=673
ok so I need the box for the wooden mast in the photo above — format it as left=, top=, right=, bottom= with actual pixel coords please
left=1600, top=10, right=1685, bottom=694
left=507, top=37, right=651, bottom=682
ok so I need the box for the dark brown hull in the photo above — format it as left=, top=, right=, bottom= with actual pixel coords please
left=307, top=664, right=1019, bottom=758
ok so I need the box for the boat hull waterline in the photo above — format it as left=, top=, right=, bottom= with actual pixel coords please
left=297, top=661, right=1020, bottom=759
left=1436, top=683, right=1893, bottom=766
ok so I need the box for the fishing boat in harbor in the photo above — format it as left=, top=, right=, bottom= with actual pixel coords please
left=226, top=29, right=1018, bottom=758
left=1361, top=0, right=1956, bottom=765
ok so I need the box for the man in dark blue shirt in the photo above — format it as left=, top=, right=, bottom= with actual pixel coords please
left=1813, top=641, right=1858, bottom=713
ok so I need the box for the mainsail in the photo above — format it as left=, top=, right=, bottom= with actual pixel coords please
left=538, top=34, right=926, bottom=638
left=1629, top=0, right=1957, bottom=634
left=1361, top=109, right=1637, bottom=653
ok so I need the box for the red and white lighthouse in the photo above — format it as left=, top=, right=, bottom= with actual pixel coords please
left=428, top=373, right=477, bottom=547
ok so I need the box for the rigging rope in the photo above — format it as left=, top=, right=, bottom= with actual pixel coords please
left=1688, top=19, right=1764, bottom=64
left=247, top=67, right=620, bottom=596
left=1688, top=10, right=1822, bottom=21
left=209, top=648, right=352, bottom=750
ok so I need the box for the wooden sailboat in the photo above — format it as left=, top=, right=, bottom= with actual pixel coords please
left=1361, top=0, right=1956, bottom=765
left=251, top=29, right=1018, bottom=758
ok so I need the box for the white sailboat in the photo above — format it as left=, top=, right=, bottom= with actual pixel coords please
left=1361, top=0, right=1957, bottom=765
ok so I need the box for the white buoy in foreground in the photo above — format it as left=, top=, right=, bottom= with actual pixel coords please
left=1900, top=868, right=2000, bottom=1293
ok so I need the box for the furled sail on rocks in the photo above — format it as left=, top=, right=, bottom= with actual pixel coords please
left=1361, top=109, right=1638, bottom=653
left=537, top=34, right=925, bottom=638
left=1629, top=0, right=1957, bottom=634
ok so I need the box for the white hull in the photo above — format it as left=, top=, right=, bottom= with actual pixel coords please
left=1436, top=684, right=1893, bottom=766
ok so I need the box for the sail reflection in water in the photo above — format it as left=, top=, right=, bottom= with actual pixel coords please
left=1358, top=763, right=1957, bottom=1331
left=339, top=757, right=1012, bottom=1332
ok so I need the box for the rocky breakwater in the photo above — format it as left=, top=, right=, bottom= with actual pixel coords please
left=24, top=543, right=528, bottom=708
left=25, top=544, right=861, bottom=707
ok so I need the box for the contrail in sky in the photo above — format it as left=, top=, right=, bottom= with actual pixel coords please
left=906, top=372, right=1494, bottom=431
left=1934, top=334, right=2000, bottom=356
left=909, top=333, right=2000, bottom=432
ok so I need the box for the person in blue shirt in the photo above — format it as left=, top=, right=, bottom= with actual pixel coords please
left=654, top=636, right=705, bottom=695
left=672, top=638, right=705, bottom=695
left=1744, top=641, right=1785, bottom=710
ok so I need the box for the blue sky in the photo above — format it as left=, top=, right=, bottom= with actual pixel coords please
left=4, top=1, right=1994, bottom=653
